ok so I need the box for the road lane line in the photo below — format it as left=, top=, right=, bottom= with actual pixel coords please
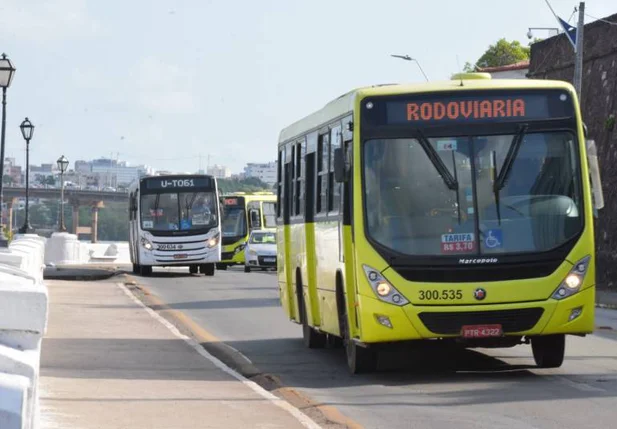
left=117, top=282, right=323, bottom=429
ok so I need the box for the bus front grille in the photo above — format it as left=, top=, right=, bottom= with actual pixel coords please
left=418, top=308, right=545, bottom=335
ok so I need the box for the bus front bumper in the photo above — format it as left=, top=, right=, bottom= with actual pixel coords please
left=221, top=247, right=245, bottom=265
left=139, top=247, right=221, bottom=266
left=356, top=286, right=595, bottom=344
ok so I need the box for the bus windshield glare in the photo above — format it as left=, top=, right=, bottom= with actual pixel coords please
left=363, top=131, right=583, bottom=256
left=141, top=191, right=218, bottom=232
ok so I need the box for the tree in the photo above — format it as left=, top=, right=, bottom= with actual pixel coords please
left=467, top=38, right=531, bottom=71
left=218, top=177, right=272, bottom=194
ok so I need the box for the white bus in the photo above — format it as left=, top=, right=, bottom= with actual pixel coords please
left=128, top=174, right=221, bottom=276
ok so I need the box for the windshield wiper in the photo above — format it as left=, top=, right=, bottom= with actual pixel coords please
left=415, top=129, right=458, bottom=191
left=493, top=125, right=527, bottom=224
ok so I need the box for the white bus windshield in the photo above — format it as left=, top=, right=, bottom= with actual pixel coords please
left=141, top=191, right=218, bottom=232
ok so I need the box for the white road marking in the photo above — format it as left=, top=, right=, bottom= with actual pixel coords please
left=117, top=282, right=323, bottom=429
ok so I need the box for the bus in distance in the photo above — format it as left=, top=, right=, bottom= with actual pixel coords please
left=276, top=73, right=604, bottom=374
left=128, top=174, right=221, bottom=276
left=217, top=192, right=277, bottom=270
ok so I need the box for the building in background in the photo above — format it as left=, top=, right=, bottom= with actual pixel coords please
left=3, top=158, right=23, bottom=186
left=243, top=161, right=277, bottom=186
left=207, top=164, right=231, bottom=179
left=477, top=60, right=529, bottom=79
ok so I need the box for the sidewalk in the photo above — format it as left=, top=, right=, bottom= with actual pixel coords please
left=39, top=279, right=316, bottom=429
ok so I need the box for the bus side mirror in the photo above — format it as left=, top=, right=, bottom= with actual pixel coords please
left=586, top=139, right=604, bottom=211
left=250, top=209, right=261, bottom=228
left=334, top=148, right=348, bottom=183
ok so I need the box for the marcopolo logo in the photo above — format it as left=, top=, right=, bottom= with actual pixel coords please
left=474, top=288, right=487, bottom=301
left=458, top=258, right=499, bottom=264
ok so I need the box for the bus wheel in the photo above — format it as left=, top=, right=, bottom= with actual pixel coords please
left=298, top=288, right=326, bottom=349
left=189, top=265, right=198, bottom=274
left=216, top=263, right=227, bottom=271
left=202, top=264, right=215, bottom=276
left=339, top=299, right=376, bottom=374
left=140, top=265, right=152, bottom=277
left=132, top=264, right=140, bottom=274
left=531, top=334, right=565, bottom=368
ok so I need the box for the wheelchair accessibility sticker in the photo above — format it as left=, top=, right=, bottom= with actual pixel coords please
left=484, top=229, right=503, bottom=249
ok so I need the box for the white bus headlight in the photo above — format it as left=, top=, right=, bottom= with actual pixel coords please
left=206, top=233, right=220, bottom=248
left=552, top=256, right=591, bottom=300
left=362, top=265, right=409, bottom=306
left=141, top=237, right=153, bottom=251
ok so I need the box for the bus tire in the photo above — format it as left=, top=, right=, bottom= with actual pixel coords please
left=531, top=334, right=565, bottom=368
left=337, top=277, right=377, bottom=374
left=202, top=263, right=215, bottom=276
left=132, top=264, right=140, bottom=274
left=297, top=273, right=326, bottom=349
left=216, top=263, right=227, bottom=271
left=189, top=265, right=198, bottom=274
left=140, top=265, right=152, bottom=277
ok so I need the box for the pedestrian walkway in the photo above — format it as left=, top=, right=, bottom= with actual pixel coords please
left=39, top=279, right=317, bottom=429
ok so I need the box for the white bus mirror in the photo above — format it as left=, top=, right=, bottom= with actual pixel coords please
left=586, top=139, right=604, bottom=211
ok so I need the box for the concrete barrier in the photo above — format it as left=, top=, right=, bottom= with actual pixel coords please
left=45, top=234, right=130, bottom=265
left=0, top=235, right=48, bottom=429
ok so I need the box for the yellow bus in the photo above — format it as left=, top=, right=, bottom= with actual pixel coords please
left=276, top=74, right=604, bottom=373
left=217, top=192, right=277, bottom=270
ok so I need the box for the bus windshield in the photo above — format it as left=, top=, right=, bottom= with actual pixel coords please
left=221, top=206, right=247, bottom=238
left=141, top=191, right=218, bottom=232
left=363, top=131, right=583, bottom=256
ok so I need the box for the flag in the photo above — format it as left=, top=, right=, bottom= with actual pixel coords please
left=557, top=16, right=577, bottom=51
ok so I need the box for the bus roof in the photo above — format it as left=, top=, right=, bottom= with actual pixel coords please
left=278, top=78, right=576, bottom=144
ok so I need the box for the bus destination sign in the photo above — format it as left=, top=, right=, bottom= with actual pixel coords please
left=145, top=177, right=212, bottom=190
left=365, top=91, right=575, bottom=127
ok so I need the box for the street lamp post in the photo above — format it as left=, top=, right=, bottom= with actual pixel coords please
left=18, top=118, right=34, bottom=234
left=57, top=155, right=69, bottom=232
left=0, top=53, right=16, bottom=246
left=391, top=54, right=429, bottom=81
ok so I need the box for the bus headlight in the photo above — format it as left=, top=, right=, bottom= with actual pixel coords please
left=141, top=237, right=153, bottom=251
left=234, top=244, right=246, bottom=254
left=206, top=233, right=220, bottom=248
left=362, top=265, right=409, bottom=306
left=552, top=255, right=591, bottom=300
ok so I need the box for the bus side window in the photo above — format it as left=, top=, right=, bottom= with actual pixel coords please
left=317, top=133, right=329, bottom=214
left=277, top=149, right=284, bottom=220
left=329, top=125, right=342, bottom=212
left=295, top=139, right=303, bottom=217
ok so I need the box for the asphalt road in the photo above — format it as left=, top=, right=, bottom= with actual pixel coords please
left=134, top=266, right=617, bottom=429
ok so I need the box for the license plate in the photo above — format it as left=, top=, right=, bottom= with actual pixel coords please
left=173, top=254, right=188, bottom=259
left=263, top=257, right=275, bottom=262
left=159, top=244, right=178, bottom=250
left=461, top=324, right=503, bottom=338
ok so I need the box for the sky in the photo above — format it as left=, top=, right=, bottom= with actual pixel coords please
left=0, top=0, right=615, bottom=175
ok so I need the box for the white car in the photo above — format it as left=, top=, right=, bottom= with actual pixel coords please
left=244, top=230, right=277, bottom=272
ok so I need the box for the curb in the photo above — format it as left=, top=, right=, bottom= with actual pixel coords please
left=43, top=268, right=127, bottom=282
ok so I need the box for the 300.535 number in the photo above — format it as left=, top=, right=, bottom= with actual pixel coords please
left=418, top=289, right=463, bottom=300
